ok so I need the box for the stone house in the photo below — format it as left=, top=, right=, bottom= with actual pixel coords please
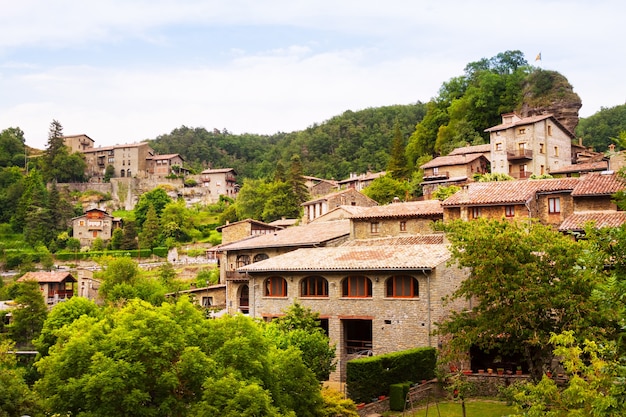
left=63, top=134, right=95, bottom=153
left=303, top=175, right=338, bottom=197
left=200, top=168, right=238, bottom=201
left=82, top=142, right=154, bottom=180
left=441, top=174, right=625, bottom=229
left=72, top=208, right=121, bottom=247
left=17, top=271, right=77, bottom=306
left=337, top=171, right=386, bottom=191
left=146, top=154, right=186, bottom=177
left=238, top=235, right=469, bottom=382
left=216, top=219, right=351, bottom=315
left=216, top=219, right=283, bottom=245
left=302, top=188, right=378, bottom=224
left=420, top=153, right=490, bottom=199
left=486, top=113, right=575, bottom=179
left=348, top=199, right=443, bottom=239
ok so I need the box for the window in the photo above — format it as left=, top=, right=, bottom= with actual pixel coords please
left=370, top=222, right=380, bottom=233
left=518, top=128, right=526, bottom=134
left=547, top=125, right=552, bottom=136
left=495, top=142, right=503, bottom=151
left=120, top=169, right=125, bottom=177
left=301, top=276, right=329, bottom=297
left=399, top=221, right=407, bottom=232
left=505, top=206, right=515, bottom=218
left=433, top=167, right=439, bottom=175
left=471, top=207, right=481, bottom=219
left=342, top=276, right=372, bottom=298
left=386, top=275, right=419, bottom=298
left=548, top=197, right=561, bottom=214
left=554, top=146, right=559, bottom=157
left=201, top=296, right=213, bottom=307
left=253, top=253, right=269, bottom=262
left=265, top=276, right=287, bottom=297
left=540, top=143, right=545, bottom=154
left=236, top=255, right=251, bottom=268
left=540, top=165, right=545, bottom=175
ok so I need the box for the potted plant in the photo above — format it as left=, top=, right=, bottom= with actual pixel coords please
left=487, top=368, right=493, bottom=375
left=516, top=366, right=523, bottom=375
left=462, top=369, right=472, bottom=375
left=497, top=368, right=504, bottom=375
left=477, top=369, right=485, bottom=374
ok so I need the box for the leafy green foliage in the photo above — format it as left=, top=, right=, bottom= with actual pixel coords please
left=510, top=331, right=626, bottom=416
left=134, top=187, right=173, bottom=229
left=6, top=280, right=48, bottom=347
left=474, top=172, right=514, bottom=182
left=387, top=121, right=410, bottom=180
left=577, top=104, right=626, bottom=152
left=0, top=340, right=42, bottom=417
left=97, top=257, right=166, bottom=305
left=41, top=120, right=86, bottom=183
left=361, top=174, right=410, bottom=204
left=432, top=185, right=461, bottom=200
left=438, top=219, right=613, bottom=380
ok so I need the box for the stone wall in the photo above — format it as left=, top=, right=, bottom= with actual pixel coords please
left=352, top=218, right=437, bottom=239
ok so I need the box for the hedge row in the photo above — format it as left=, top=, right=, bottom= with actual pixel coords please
left=346, top=347, right=436, bottom=404
left=55, top=249, right=156, bottom=261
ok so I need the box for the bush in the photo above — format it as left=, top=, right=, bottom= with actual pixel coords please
left=152, top=247, right=168, bottom=258
left=346, top=347, right=436, bottom=404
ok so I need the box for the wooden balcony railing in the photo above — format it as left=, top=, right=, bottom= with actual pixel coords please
left=507, top=149, right=533, bottom=160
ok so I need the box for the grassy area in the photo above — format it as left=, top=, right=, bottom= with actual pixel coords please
left=384, top=400, right=514, bottom=417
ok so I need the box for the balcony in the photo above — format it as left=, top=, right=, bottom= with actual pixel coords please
left=511, top=171, right=532, bottom=179
left=422, top=171, right=449, bottom=181
left=225, top=271, right=249, bottom=281
left=507, top=149, right=533, bottom=160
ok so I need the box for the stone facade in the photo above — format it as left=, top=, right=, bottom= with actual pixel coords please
left=217, top=219, right=282, bottom=245
left=71, top=208, right=120, bottom=247
left=303, top=188, right=378, bottom=224
left=63, top=134, right=94, bottom=153
left=147, top=154, right=185, bottom=177
left=486, top=113, right=575, bottom=179
left=82, top=142, right=154, bottom=180
left=200, top=168, right=238, bottom=201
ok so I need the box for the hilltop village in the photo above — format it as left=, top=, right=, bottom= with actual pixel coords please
left=12, top=111, right=624, bottom=388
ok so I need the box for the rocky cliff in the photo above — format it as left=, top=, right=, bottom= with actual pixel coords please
left=519, top=69, right=582, bottom=134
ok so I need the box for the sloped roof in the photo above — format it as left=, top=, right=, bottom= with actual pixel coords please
left=485, top=114, right=575, bottom=139
left=341, top=234, right=445, bottom=246
left=302, top=188, right=378, bottom=206
left=18, top=271, right=77, bottom=283
left=349, top=200, right=443, bottom=219
left=337, top=171, right=386, bottom=184
left=217, top=219, right=351, bottom=251
left=239, top=242, right=450, bottom=272
left=448, top=144, right=491, bottom=156
left=200, top=168, right=236, bottom=174
left=216, top=218, right=280, bottom=232
left=571, top=172, right=625, bottom=196
left=441, top=178, right=580, bottom=207
left=559, top=211, right=626, bottom=232
left=420, top=153, right=486, bottom=169
left=147, top=154, right=184, bottom=161
left=82, top=142, right=151, bottom=153
left=549, top=161, right=608, bottom=175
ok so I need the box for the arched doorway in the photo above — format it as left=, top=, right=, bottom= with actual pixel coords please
left=238, top=284, right=249, bottom=314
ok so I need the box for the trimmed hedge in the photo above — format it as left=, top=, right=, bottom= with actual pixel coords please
left=152, top=247, right=168, bottom=258
left=346, top=347, right=436, bottom=404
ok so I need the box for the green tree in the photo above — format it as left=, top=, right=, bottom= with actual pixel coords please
left=287, top=154, right=310, bottom=206
left=103, top=164, right=115, bottom=182
left=97, top=257, right=165, bottom=305
left=438, top=219, right=610, bottom=380
left=235, top=178, right=272, bottom=220
left=432, top=185, right=461, bottom=201
left=139, top=204, right=161, bottom=248
left=11, top=168, right=48, bottom=233
left=0, top=166, right=25, bottom=223
left=0, top=340, right=42, bottom=417
left=34, top=296, right=101, bottom=357
left=0, top=127, right=26, bottom=168
left=387, top=121, right=410, bottom=180
left=41, top=120, right=86, bottom=183
left=361, top=174, right=409, bottom=204
left=134, top=187, right=172, bottom=229
left=266, top=302, right=336, bottom=381
left=577, top=104, right=626, bottom=152
left=109, top=228, right=123, bottom=250
left=261, top=181, right=301, bottom=223
left=120, top=220, right=139, bottom=250
left=510, top=331, right=626, bottom=416
left=160, top=199, right=195, bottom=242
left=7, top=280, right=48, bottom=347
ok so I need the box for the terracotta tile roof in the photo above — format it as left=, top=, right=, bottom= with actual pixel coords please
left=349, top=200, right=443, bottom=219
left=200, top=168, right=236, bottom=174
left=571, top=172, right=625, bottom=196
left=549, top=161, right=608, bottom=174
left=337, top=171, right=386, bottom=184
left=239, top=242, right=450, bottom=272
left=485, top=114, right=575, bottom=138
left=18, top=271, right=76, bottom=283
left=148, top=154, right=183, bottom=160
left=217, top=219, right=351, bottom=251
left=448, top=144, right=491, bottom=155
left=216, top=218, right=279, bottom=232
left=342, top=234, right=445, bottom=246
left=420, top=153, right=485, bottom=169
left=559, top=211, right=626, bottom=231
left=441, top=178, right=579, bottom=207
left=82, top=142, right=151, bottom=153
left=302, top=188, right=377, bottom=206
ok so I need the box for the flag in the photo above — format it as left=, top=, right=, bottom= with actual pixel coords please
left=535, top=52, right=541, bottom=61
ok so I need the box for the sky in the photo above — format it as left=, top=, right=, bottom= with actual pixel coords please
left=1, top=1, right=625, bottom=150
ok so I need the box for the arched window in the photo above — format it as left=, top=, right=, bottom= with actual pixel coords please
left=265, top=276, right=287, bottom=297
left=342, top=276, right=372, bottom=298
left=301, top=276, right=329, bottom=297
left=120, top=169, right=125, bottom=177
left=386, top=275, right=419, bottom=298
left=236, top=255, right=251, bottom=268
left=253, top=253, right=269, bottom=262
left=239, top=284, right=249, bottom=314
left=127, top=169, right=131, bottom=177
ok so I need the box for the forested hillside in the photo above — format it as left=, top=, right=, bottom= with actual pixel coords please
left=150, top=50, right=625, bottom=182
